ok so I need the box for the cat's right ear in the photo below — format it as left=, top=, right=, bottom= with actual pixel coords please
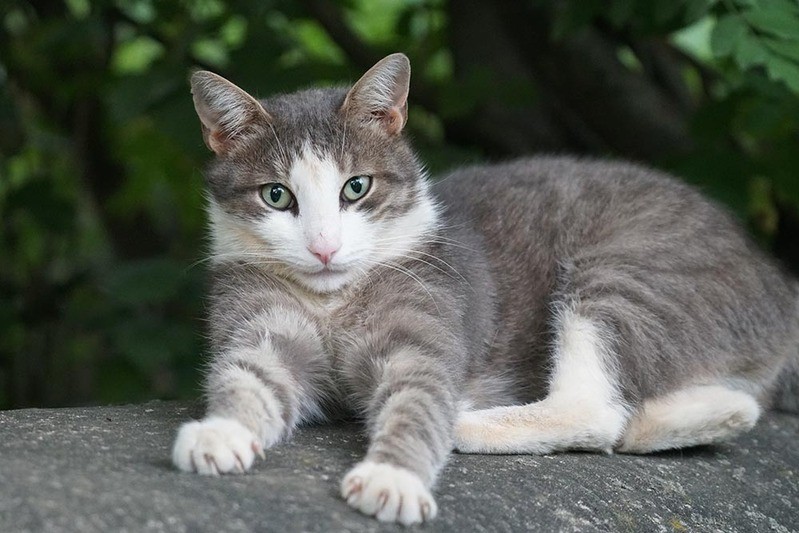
left=190, top=71, right=271, bottom=156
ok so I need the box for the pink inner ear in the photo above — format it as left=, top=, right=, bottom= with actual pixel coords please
left=208, top=129, right=230, bottom=155
left=370, top=107, right=405, bottom=135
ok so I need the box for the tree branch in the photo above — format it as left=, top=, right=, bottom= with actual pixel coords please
left=444, top=1, right=695, bottom=161
left=494, top=1, right=693, bottom=160
left=626, top=38, right=697, bottom=114
left=446, top=0, right=580, bottom=155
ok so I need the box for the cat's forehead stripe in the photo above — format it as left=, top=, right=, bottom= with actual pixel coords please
left=289, top=144, right=341, bottom=191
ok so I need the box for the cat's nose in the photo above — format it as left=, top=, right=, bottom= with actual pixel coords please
left=308, top=242, right=340, bottom=266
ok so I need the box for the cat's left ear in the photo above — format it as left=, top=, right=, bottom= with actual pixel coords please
left=341, top=53, right=410, bottom=135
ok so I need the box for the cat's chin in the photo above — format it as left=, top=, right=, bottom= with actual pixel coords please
left=292, top=268, right=358, bottom=294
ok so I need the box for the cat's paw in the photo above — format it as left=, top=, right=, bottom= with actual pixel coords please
left=340, top=461, right=437, bottom=525
left=172, top=416, right=264, bottom=475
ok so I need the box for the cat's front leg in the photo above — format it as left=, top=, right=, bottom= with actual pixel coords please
left=173, top=307, right=324, bottom=475
left=340, top=349, right=458, bottom=525
left=171, top=353, right=296, bottom=476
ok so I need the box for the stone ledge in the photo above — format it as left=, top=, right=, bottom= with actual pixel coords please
left=1, top=401, right=797, bottom=532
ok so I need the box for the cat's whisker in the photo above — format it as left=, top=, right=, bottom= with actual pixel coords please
left=360, top=258, right=442, bottom=315
left=370, top=246, right=471, bottom=288
left=185, top=256, right=216, bottom=271
left=205, top=253, right=285, bottom=269
left=185, top=250, right=279, bottom=272
left=381, top=236, right=479, bottom=254
left=376, top=230, right=478, bottom=252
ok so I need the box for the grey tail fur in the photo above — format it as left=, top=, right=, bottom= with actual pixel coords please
left=772, top=291, right=799, bottom=413
left=773, top=358, right=799, bottom=413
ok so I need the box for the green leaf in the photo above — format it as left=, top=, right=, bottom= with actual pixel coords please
left=64, top=0, right=90, bottom=19
left=191, top=38, right=229, bottom=68
left=756, top=0, right=799, bottom=16
left=711, top=14, right=748, bottom=57
left=220, top=15, right=248, bottom=47
left=734, top=36, right=769, bottom=69
left=111, top=35, right=164, bottom=75
left=188, top=0, right=225, bottom=22
left=671, top=15, right=715, bottom=62
left=765, top=55, right=799, bottom=92
left=743, top=8, right=799, bottom=40
left=116, top=0, right=156, bottom=24
left=763, top=37, right=799, bottom=62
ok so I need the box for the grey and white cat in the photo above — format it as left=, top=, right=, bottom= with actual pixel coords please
left=172, top=53, right=799, bottom=525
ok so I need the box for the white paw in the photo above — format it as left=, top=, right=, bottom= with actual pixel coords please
left=340, top=461, right=437, bottom=525
left=172, top=417, right=264, bottom=475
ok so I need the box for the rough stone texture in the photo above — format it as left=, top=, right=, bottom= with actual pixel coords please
left=0, top=401, right=797, bottom=532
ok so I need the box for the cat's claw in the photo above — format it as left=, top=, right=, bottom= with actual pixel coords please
left=172, top=416, right=262, bottom=475
left=252, top=441, right=266, bottom=460
left=341, top=461, right=437, bottom=525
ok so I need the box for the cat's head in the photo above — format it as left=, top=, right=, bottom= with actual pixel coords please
left=191, top=54, right=439, bottom=293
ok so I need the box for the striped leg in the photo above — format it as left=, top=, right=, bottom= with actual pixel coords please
left=172, top=307, right=325, bottom=475
left=340, top=347, right=457, bottom=525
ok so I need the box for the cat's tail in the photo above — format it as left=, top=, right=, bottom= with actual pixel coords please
left=772, top=355, right=799, bottom=413
left=771, top=291, right=799, bottom=414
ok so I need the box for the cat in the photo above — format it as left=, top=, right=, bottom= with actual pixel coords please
left=171, top=53, right=799, bottom=525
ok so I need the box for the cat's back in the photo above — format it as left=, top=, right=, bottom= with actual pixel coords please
left=435, top=156, right=722, bottom=249
left=433, top=155, right=783, bottom=269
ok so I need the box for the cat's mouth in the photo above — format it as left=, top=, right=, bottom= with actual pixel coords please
left=292, top=264, right=356, bottom=293
left=296, top=261, right=347, bottom=275
left=310, top=267, right=345, bottom=277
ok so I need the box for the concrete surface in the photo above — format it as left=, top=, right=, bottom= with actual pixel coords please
left=0, top=401, right=797, bottom=532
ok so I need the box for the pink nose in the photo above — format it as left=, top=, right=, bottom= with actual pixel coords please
left=308, top=243, right=340, bottom=265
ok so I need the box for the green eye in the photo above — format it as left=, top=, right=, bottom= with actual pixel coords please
left=342, top=175, right=372, bottom=202
left=260, top=183, right=295, bottom=210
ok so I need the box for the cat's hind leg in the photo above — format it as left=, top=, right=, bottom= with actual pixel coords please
left=454, top=308, right=630, bottom=454
left=616, top=385, right=761, bottom=453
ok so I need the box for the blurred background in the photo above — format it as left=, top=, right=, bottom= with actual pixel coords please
left=1, top=0, right=798, bottom=410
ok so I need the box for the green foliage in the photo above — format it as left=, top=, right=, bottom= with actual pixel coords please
left=709, top=0, right=799, bottom=91
left=555, top=0, right=799, bottom=230
left=683, top=1, right=799, bottom=229
left=1, top=0, right=797, bottom=409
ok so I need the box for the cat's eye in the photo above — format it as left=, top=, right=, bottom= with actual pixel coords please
left=342, top=176, right=372, bottom=202
left=260, top=183, right=295, bottom=210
